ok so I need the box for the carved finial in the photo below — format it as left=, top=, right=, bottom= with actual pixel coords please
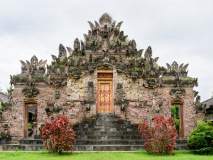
left=20, top=60, right=26, bottom=67
left=74, top=38, right=80, bottom=51
left=154, top=57, right=159, bottom=62
left=51, top=55, right=57, bottom=61
left=171, top=61, right=178, bottom=71
left=144, top=46, right=152, bottom=59
left=115, top=21, right=123, bottom=32
left=88, top=21, right=96, bottom=30
left=132, top=40, right=136, bottom=50
left=31, top=55, right=38, bottom=66
left=81, top=40, right=85, bottom=51
left=59, top=44, right=67, bottom=58
left=66, top=47, right=73, bottom=56
left=94, top=21, right=100, bottom=28
left=99, top=13, right=112, bottom=25
left=183, top=64, right=189, bottom=71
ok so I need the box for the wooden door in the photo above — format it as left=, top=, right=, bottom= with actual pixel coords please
left=97, top=73, right=113, bottom=113
left=24, top=99, right=37, bottom=139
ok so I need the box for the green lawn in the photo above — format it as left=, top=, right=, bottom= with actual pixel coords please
left=0, top=151, right=212, bottom=160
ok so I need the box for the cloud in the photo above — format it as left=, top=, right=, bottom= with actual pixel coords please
left=0, top=0, right=213, bottom=100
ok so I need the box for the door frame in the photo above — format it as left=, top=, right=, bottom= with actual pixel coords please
left=24, top=99, right=37, bottom=139
left=171, top=99, right=184, bottom=138
left=97, top=70, right=113, bottom=113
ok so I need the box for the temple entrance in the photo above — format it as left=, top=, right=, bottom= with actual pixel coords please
left=97, top=72, right=113, bottom=113
left=24, top=100, right=37, bottom=138
left=171, top=100, right=184, bottom=138
left=171, top=105, right=180, bottom=134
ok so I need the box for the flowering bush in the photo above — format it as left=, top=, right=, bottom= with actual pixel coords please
left=138, top=116, right=177, bottom=154
left=42, top=115, right=76, bottom=154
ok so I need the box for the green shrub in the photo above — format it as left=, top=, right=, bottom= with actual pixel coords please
left=187, top=121, right=213, bottom=154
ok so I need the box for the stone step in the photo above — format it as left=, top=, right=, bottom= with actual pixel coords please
left=76, top=135, right=141, bottom=140
left=78, top=120, right=131, bottom=126
left=175, top=144, right=188, bottom=150
left=74, top=127, right=138, bottom=132
left=75, top=139, right=144, bottom=145
left=3, top=144, right=45, bottom=151
left=176, top=139, right=187, bottom=144
left=75, top=139, right=187, bottom=145
left=3, top=143, right=187, bottom=151
left=75, top=131, right=141, bottom=136
left=73, top=145, right=144, bottom=151
left=19, top=139, right=44, bottom=145
left=96, top=113, right=115, bottom=118
left=73, top=124, right=138, bottom=129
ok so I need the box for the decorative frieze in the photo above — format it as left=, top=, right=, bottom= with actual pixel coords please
left=170, top=88, right=186, bottom=99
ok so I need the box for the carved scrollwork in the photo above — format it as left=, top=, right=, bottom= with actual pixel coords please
left=143, top=78, right=159, bottom=89
left=170, top=88, right=186, bottom=99
left=22, top=86, right=39, bottom=98
left=45, top=102, right=63, bottom=116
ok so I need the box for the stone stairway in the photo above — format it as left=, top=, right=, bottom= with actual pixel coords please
left=73, top=113, right=143, bottom=151
left=2, top=113, right=187, bottom=151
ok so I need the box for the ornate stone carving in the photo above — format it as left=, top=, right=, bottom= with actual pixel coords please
left=22, top=86, right=39, bottom=98
left=170, top=88, right=186, bottom=99
left=194, top=96, right=203, bottom=113
left=151, top=92, right=163, bottom=113
left=74, top=38, right=80, bottom=51
left=49, top=77, right=67, bottom=87
left=115, top=83, right=129, bottom=111
left=55, top=91, right=60, bottom=99
left=45, top=102, right=62, bottom=116
left=164, top=61, right=189, bottom=77
left=20, top=55, right=47, bottom=75
left=143, top=78, right=159, bottom=89
left=59, top=44, right=67, bottom=59
left=69, top=67, right=81, bottom=79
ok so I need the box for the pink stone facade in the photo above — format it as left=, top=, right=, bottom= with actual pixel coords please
left=0, top=13, right=205, bottom=142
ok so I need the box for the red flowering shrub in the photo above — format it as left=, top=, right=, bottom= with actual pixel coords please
left=138, top=116, right=177, bottom=154
left=42, top=115, right=76, bottom=154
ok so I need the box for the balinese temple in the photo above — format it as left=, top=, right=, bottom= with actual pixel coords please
left=0, top=13, right=205, bottom=151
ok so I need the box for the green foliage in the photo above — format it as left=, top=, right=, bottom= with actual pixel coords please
left=145, top=63, right=150, bottom=69
left=60, top=60, right=65, bottom=65
left=70, top=55, right=74, bottom=60
left=7, top=85, right=13, bottom=92
left=181, top=77, right=196, bottom=85
left=60, top=65, right=65, bottom=69
left=28, top=123, right=32, bottom=129
left=125, top=37, right=130, bottom=43
left=34, top=77, right=46, bottom=82
left=51, top=65, right=55, bottom=69
left=187, top=121, right=213, bottom=155
left=132, top=67, right=139, bottom=71
left=171, top=105, right=180, bottom=132
left=0, top=102, right=2, bottom=113
left=162, top=77, right=175, bottom=84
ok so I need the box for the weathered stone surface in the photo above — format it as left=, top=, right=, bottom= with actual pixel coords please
left=0, top=13, right=205, bottom=144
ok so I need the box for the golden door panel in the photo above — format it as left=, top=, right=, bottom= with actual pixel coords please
left=98, top=73, right=113, bottom=79
left=97, top=81, right=113, bottom=113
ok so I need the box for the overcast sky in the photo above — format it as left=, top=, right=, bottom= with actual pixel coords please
left=0, top=0, right=212, bottom=101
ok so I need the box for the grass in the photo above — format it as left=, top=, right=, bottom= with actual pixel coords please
left=0, top=150, right=212, bottom=160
